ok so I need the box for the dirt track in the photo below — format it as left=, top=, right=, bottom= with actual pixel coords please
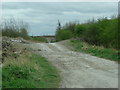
left=30, top=42, right=118, bottom=88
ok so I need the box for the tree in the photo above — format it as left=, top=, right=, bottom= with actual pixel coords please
left=55, top=20, right=61, bottom=40
left=56, top=20, right=61, bottom=31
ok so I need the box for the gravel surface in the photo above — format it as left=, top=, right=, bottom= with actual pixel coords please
left=30, top=42, right=118, bottom=88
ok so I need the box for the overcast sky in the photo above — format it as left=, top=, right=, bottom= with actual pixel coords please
left=1, top=2, right=118, bottom=36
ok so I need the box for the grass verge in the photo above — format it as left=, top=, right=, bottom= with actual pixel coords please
left=70, top=40, right=119, bottom=62
left=2, top=53, right=60, bottom=88
left=30, top=37, right=47, bottom=43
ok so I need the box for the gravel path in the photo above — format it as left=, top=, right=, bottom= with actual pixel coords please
left=30, top=42, right=118, bottom=88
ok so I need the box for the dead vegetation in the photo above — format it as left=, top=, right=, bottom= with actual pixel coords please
left=2, top=37, right=30, bottom=63
left=2, top=37, right=60, bottom=88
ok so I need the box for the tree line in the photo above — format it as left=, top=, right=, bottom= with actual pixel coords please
left=55, top=16, right=118, bottom=50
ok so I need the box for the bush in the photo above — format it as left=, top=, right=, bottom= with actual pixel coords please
left=99, top=19, right=118, bottom=49
left=2, top=18, right=30, bottom=39
left=19, top=28, right=30, bottom=39
left=74, top=24, right=87, bottom=37
left=63, top=22, right=77, bottom=33
left=56, top=17, right=118, bottom=50
left=31, top=36, right=47, bottom=42
left=56, top=29, right=73, bottom=41
left=82, top=24, right=101, bottom=45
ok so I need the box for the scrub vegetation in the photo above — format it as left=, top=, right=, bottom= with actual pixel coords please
left=2, top=18, right=30, bottom=39
left=55, top=16, right=119, bottom=61
left=1, top=18, right=60, bottom=88
left=2, top=42, right=60, bottom=88
left=70, top=40, right=119, bottom=62
left=30, top=36, right=47, bottom=43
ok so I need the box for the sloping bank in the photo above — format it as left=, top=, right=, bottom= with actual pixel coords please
left=69, top=40, right=119, bottom=62
left=2, top=37, right=60, bottom=88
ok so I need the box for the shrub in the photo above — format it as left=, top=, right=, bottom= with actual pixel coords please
left=56, top=17, right=118, bottom=50
left=2, top=18, right=30, bottom=39
left=74, top=24, right=87, bottom=37
left=31, top=36, right=47, bottom=42
left=63, top=22, right=77, bottom=33
left=56, top=29, right=73, bottom=41
left=82, top=24, right=101, bottom=45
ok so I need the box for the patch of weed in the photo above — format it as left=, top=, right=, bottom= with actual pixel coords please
left=70, top=40, right=119, bottom=62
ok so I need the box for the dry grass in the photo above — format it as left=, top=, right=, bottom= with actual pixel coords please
left=2, top=41, right=60, bottom=88
left=69, top=40, right=119, bottom=62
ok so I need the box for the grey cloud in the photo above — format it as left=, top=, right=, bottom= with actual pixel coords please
left=1, top=2, right=118, bottom=35
left=3, top=2, right=117, bottom=13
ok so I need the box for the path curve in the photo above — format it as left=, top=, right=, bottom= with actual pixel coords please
left=30, top=42, right=118, bottom=88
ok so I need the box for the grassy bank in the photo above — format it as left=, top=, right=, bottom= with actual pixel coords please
left=70, top=40, right=119, bottom=62
left=2, top=42, right=60, bottom=88
left=3, top=53, right=60, bottom=88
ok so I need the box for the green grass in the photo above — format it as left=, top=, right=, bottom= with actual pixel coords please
left=2, top=54, right=60, bottom=88
left=30, top=37, right=47, bottom=43
left=70, top=40, right=119, bottom=62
